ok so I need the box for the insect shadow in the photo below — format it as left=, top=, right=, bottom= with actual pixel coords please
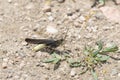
left=25, top=38, right=71, bottom=70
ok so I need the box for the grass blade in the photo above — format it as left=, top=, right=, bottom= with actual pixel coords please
left=91, top=69, right=98, bottom=80
left=43, top=58, right=56, bottom=63
left=102, top=43, right=118, bottom=53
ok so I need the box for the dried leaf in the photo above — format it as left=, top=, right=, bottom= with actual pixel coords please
left=91, top=69, right=98, bottom=80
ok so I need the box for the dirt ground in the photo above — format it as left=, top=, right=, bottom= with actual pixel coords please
left=0, top=0, right=120, bottom=80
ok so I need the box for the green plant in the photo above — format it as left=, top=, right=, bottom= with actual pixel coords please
left=43, top=52, right=70, bottom=70
left=69, top=41, right=118, bottom=80
left=42, top=41, right=118, bottom=80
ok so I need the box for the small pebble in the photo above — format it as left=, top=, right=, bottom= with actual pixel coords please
left=70, top=68, right=76, bottom=77
left=67, top=12, right=73, bottom=16
left=46, top=12, right=52, bottom=16
left=41, top=63, right=50, bottom=70
left=48, top=16, right=54, bottom=21
left=92, top=26, right=98, bottom=32
left=21, top=41, right=28, bottom=46
left=71, top=14, right=78, bottom=20
left=103, top=26, right=111, bottom=30
left=46, top=25, right=58, bottom=34
left=2, top=62, right=8, bottom=69
left=57, top=21, right=62, bottom=25
left=118, top=73, right=120, bottom=77
left=79, top=16, right=86, bottom=21
left=43, top=5, right=51, bottom=12
left=8, top=0, right=12, bottom=3
left=3, top=58, right=9, bottom=62
left=57, top=0, right=65, bottom=3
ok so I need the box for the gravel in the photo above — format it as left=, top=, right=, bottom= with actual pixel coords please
left=0, top=0, right=120, bottom=80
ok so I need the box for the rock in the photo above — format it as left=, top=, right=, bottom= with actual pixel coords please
left=73, top=13, right=80, bottom=19
left=8, top=0, right=12, bottom=3
left=79, top=16, right=86, bottom=21
left=57, top=0, right=65, bottom=3
left=41, top=63, right=50, bottom=70
left=57, top=21, right=62, bottom=25
left=67, top=12, right=73, bottom=16
left=70, top=68, right=76, bottom=77
left=43, top=5, right=51, bottom=12
left=3, top=58, right=9, bottom=62
left=2, top=62, right=8, bottom=69
left=118, top=73, right=120, bottom=77
left=2, top=58, right=10, bottom=69
left=103, top=26, right=111, bottom=30
left=46, top=12, right=52, bottom=16
left=48, top=16, right=54, bottom=21
left=91, top=26, right=98, bottom=32
left=21, top=41, right=28, bottom=46
left=46, top=24, right=58, bottom=34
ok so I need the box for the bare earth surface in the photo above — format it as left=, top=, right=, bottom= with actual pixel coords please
left=0, top=0, right=120, bottom=80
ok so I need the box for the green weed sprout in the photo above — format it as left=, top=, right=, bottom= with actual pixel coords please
left=42, top=41, right=118, bottom=80
left=65, top=41, right=118, bottom=80
left=43, top=52, right=70, bottom=70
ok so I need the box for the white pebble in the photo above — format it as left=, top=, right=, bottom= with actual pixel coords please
left=79, top=16, right=86, bottom=21
left=71, top=14, right=78, bottom=20
left=8, top=0, right=12, bottom=3
left=48, top=16, right=54, bottom=21
left=118, top=73, right=120, bottom=77
left=46, top=12, right=52, bottom=16
left=3, top=58, right=9, bottom=62
left=46, top=25, right=58, bottom=34
left=70, top=69, right=76, bottom=77
left=21, top=41, right=28, bottom=46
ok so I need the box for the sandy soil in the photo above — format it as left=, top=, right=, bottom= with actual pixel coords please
left=0, top=0, right=120, bottom=80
